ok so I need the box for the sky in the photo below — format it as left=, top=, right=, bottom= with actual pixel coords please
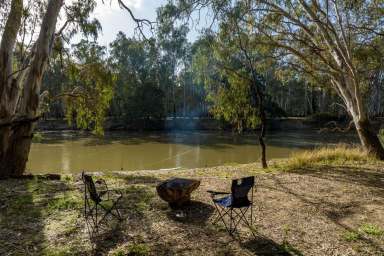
left=88, top=0, right=206, bottom=47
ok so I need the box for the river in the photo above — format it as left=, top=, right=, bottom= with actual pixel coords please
left=27, top=130, right=358, bottom=174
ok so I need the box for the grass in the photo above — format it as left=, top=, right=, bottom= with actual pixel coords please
left=110, top=243, right=150, bottom=256
left=46, top=193, right=82, bottom=214
left=0, top=145, right=383, bottom=255
left=343, top=231, right=361, bottom=242
left=273, top=144, right=373, bottom=171
left=359, top=223, right=384, bottom=237
left=342, top=223, right=383, bottom=243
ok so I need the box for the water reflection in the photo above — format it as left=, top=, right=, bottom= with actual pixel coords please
left=27, top=131, right=358, bottom=174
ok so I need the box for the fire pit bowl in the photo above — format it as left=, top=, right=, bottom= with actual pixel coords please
left=156, top=178, right=201, bottom=209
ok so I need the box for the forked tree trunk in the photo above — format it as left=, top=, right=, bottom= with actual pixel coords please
left=335, top=76, right=384, bottom=160
left=354, top=118, right=384, bottom=160
left=0, top=0, right=63, bottom=178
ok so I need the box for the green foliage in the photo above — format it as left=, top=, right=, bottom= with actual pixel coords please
left=359, top=223, right=384, bottom=237
left=126, top=243, right=150, bottom=256
left=32, top=132, right=43, bottom=143
left=109, top=33, right=165, bottom=120
left=280, top=242, right=303, bottom=256
left=342, top=224, right=383, bottom=242
left=64, top=40, right=114, bottom=135
left=123, top=186, right=154, bottom=215
left=192, top=20, right=265, bottom=132
left=111, top=243, right=150, bottom=256
left=343, top=231, right=361, bottom=242
left=46, top=194, right=81, bottom=214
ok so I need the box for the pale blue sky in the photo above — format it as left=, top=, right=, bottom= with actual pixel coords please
left=89, top=0, right=208, bottom=47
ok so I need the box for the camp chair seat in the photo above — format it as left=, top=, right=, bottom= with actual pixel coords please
left=213, top=195, right=252, bottom=208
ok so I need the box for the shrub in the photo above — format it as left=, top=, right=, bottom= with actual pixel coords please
left=32, top=132, right=43, bottom=143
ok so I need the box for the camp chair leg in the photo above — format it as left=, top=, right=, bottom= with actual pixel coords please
left=231, top=208, right=248, bottom=233
left=251, top=203, right=253, bottom=226
left=96, top=195, right=124, bottom=227
left=212, top=204, right=255, bottom=237
left=212, top=203, right=235, bottom=235
left=234, top=207, right=257, bottom=237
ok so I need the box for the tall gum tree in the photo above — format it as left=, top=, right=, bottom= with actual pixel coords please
left=173, top=0, right=384, bottom=159
left=0, top=0, right=150, bottom=178
left=251, top=0, right=384, bottom=159
left=0, top=0, right=64, bottom=177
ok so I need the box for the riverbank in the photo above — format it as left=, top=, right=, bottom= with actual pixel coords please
left=27, top=130, right=359, bottom=174
left=37, top=115, right=384, bottom=132
left=1, top=147, right=383, bottom=255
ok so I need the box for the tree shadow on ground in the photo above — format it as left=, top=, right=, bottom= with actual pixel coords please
left=263, top=173, right=384, bottom=254
left=288, top=165, right=384, bottom=196
left=92, top=221, right=128, bottom=256
left=165, top=200, right=214, bottom=225
left=115, top=174, right=161, bottom=185
left=87, top=183, right=156, bottom=255
left=0, top=177, right=73, bottom=255
left=241, top=234, right=303, bottom=256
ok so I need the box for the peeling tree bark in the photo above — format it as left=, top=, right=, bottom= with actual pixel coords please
left=253, top=0, right=384, bottom=160
left=0, top=0, right=63, bottom=178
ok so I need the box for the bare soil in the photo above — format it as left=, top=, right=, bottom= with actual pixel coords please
left=0, top=162, right=383, bottom=255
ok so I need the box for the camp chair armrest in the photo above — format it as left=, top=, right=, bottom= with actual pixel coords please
left=207, top=190, right=230, bottom=198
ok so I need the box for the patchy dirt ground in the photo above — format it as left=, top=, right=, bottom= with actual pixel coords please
left=0, top=161, right=383, bottom=256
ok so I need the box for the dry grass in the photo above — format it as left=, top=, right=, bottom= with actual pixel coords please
left=0, top=147, right=383, bottom=255
left=274, top=144, right=373, bottom=171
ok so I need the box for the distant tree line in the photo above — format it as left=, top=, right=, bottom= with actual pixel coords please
left=40, top=2, right=384, bottom=125
left=2, top=0, right=384, bottom=177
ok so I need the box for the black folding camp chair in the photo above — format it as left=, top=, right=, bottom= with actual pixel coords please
left=208, top=176, right=255, bottom=236
left=81, top=171, right=123, bottom=238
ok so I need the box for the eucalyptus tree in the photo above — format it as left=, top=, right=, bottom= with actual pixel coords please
left=0, top=0, right=150, bottom=177
left=193, top=12, right=269, bottom=168
left=63, top=40, right=114, bottom=135
left=0, top=0, right=68, bottom=177
left=172, top=0, right=384, bottom=159
left=109, top=32, right=165, bottom=121
left=157, top=3, right=190, bottom=117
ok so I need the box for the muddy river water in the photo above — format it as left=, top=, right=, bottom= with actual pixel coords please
left=27, top=130, right=358, bottom=174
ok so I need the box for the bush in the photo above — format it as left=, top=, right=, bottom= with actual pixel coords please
left=32, top=132, right=43, bottom=143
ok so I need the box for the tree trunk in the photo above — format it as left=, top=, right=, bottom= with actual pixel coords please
left=1, top=123, right=34, bottom=177
left=355, top=119, right=384, bottom=160
left=0, top=0, right=63, bottom=178
left=259, top=111, right=267, bottom=168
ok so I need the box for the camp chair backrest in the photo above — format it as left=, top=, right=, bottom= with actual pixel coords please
left=231, top=176, right=254, bottom=206
left=82, top=172, right=101, bottom=204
